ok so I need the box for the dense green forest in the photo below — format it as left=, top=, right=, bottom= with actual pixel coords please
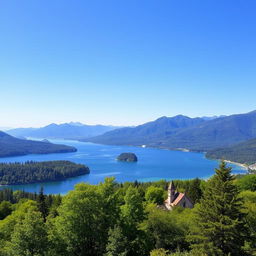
left=206, top=138, right=256, bottom=165
left=0, top=161, right=90, bottom=185
left=0, top=162, right=255, bottom=256
left=0, top=131, right=76, bottom=157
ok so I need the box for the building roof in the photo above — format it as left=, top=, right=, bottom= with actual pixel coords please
left=171, top=192, right=184, bottom=206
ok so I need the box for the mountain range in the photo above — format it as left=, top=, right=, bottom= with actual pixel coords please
left=7, top=122, right=120, bottom=140
left=83, top=115, right=206, bottom=146
left=0, top=131, right=76, bottom=157
left=84, top=111, right=256, bottom=164
left=4, top=111, right=256, bottom=164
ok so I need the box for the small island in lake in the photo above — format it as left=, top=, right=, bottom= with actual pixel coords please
left=0, top=160, right=90, bottom=185
left=117, top=153, right=138, bottom=162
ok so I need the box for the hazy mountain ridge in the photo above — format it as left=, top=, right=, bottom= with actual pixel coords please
left=0, top=131, right=76, bottom=157
left=7, top=122, right=120, bottom=140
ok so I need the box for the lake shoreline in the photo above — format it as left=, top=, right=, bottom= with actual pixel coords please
left=223, top=160, right=248, bottom=170
left=0, top=139, right=247, bottom=194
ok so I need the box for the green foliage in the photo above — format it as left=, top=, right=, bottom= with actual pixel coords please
left=50, top=183, right=105, bottom=255
left=150, top=249, right=204, bottom=256
left=121, top=186, right=144, bottom=226
left=206, top=137, right=256, bottom=164
left=169, top=251, right=206, bottom=256
left=48, top=178, right=121, bottom=256
left=0, top=200, right=38, bottom=253
left=145, top=186, right=165, bottom=204
left=0, top=168, right=255, bottom=256
left=236, top=174, right=256, bottom=191
left=141, top=206, right=189, bottom=252
left=120, top=186, right=146, bottom=256
left=150, top=248, right=170, bottom=256
left=240, top=190, right=256, bottom=254
left=98, top=177, right=121, bottom=250
left=0, top=161, right=89, bottom=185
left=37, top=187, right=48, bottom=222
left=189, top=161, right=248, bottom=256
left=187, top=178, right=202, bottom=204
left=6, top=209, right=48, bottom=256
left=105, top=225, right=128, bottom=256
left=0, top=201, right=12, bottom=220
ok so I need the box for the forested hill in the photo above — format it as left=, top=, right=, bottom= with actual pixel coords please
left=0, top=131, right=76, bottom=157
left=206, top=138, right=256, bottom=165
left=86, top=110, right=256, bottom=151
left=0, top=161, right=90, bottom=185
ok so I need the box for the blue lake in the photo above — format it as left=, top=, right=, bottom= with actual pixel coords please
left=0, top=139, right=246, bottom=194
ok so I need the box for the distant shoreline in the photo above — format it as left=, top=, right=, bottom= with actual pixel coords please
left=141, top=145, right=250, bottom=171
left=223, top=160, right=248, bottom=170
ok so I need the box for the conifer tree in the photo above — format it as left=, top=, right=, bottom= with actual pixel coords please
left=187, top=178, right=202, bottom=204
left=37, top=187, right=48, bottom=222
left=190, top=161, right=247, bottom=256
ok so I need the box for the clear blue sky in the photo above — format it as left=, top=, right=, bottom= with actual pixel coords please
left=0, top=0, right=256, bottom=127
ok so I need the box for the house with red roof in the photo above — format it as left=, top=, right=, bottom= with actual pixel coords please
left=164, top=181, right=194, bottom=210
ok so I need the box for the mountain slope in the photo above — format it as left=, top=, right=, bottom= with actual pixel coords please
left=160, top=110, right=256, bottom=151
left=7, top=122, right=119, bottom=140
left=0, top=131, right=76, bottom=157
left=86, top=111, right=256, bottom=152
left=206, top=138, right=256, bottom=164
left=85, top=115, right=206, bottom=145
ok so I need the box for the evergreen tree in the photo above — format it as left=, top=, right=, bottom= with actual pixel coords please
left=189, top=161, right=248, bottom=256
left=187, top=178, right=202, bottom=204
left=37, top=187, right=48, bottom=222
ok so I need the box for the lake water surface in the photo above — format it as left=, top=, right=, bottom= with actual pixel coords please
left=0, top=139, right=246, bottom=194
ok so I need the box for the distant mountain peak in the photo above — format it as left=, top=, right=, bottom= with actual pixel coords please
left=156, top=115, right=189, bottom=121
left=68, top=122, right=85, bottom=126
left=200, top=115, right=226, bottom=121
left=46, top=123, right=58, bottom=128
left=155, top=116, right=168, bottom=121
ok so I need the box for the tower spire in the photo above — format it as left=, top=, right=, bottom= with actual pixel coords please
left=168, top=180, right=176, bottom=191
left=168, top=181, right=176, bottom=204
